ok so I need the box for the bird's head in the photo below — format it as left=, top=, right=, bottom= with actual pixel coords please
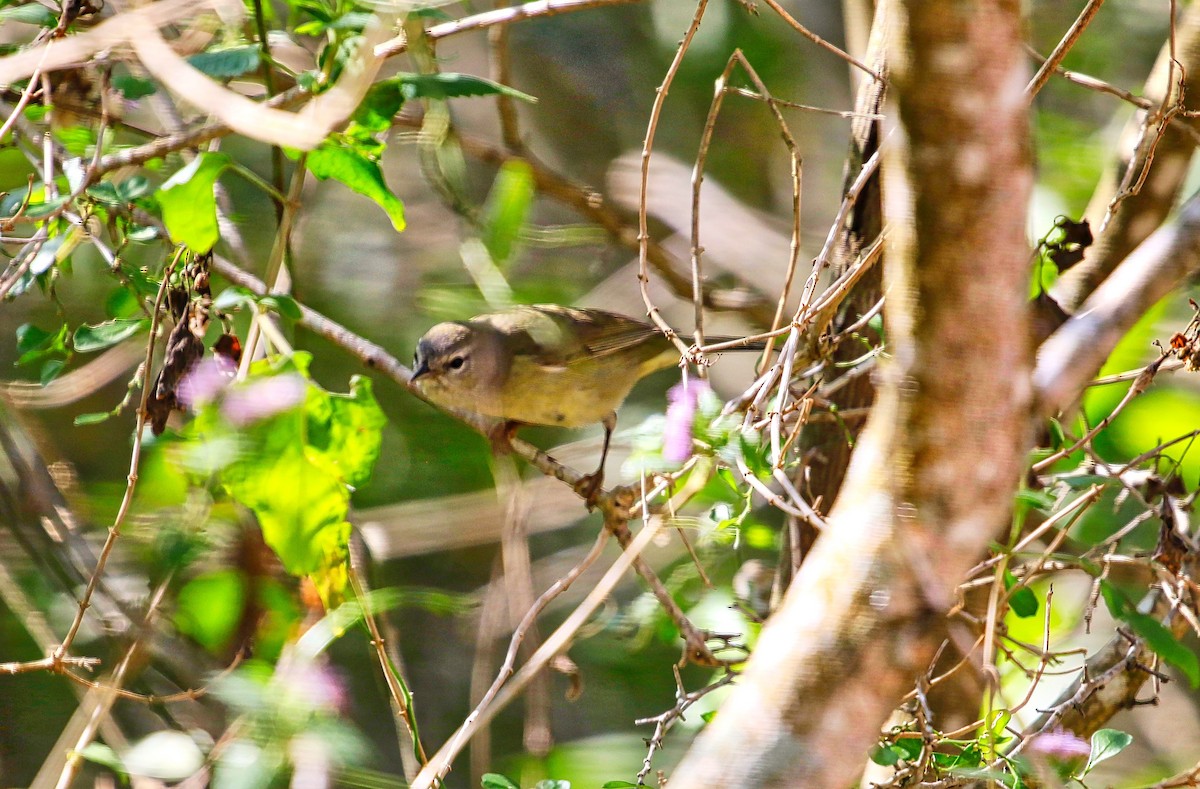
left=411, top=322, right=505, bottom=406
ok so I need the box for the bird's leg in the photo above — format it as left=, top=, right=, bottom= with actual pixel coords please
left=487, top=420, right=522, bottom=455
left=573, top=411, right=616, bottom=509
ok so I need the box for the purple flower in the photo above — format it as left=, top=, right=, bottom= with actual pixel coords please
left=220, top=374, right=307, bottom=425
left=1027, top=728, right=1090, bottom=760
left=177, top=356, right=237, bottom=411
left=663, top=379, right=710, bottom=464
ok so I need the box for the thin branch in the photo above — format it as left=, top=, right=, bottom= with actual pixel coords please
left=1026, top=0, right=1106, bottom=99
left=51, top=248, right=183, bottom=665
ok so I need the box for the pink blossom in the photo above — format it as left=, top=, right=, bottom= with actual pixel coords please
left=276, top=659, right=348, bottom=714
left=220, top=374, right=307, bottom=425
left=177, top=356, right=237, bottom=410
left=663, top=379, right=710, bottom=464
left=1027, top=728, right=1090, bottom=760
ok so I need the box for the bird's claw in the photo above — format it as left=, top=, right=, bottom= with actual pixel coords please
left=487, top=421, right=520, bottom=455
left=573, top=472, right=605, bottom=511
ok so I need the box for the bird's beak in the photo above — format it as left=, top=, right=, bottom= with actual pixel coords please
left=412, top=359, right=431, bottom=382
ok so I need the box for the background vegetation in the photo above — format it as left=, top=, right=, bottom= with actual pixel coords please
left=0, top=0, right=1199, bottom=788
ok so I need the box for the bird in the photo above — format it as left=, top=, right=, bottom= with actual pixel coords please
left=411, top=304, right=762, bottom=505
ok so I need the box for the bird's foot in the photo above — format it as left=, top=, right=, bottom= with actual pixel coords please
left=487, top=420, right=521, bottom=455
left=573, top=471, right=605, bottom=511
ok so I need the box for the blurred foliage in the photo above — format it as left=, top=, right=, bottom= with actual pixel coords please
left=0, top=0, right=1199, bottom=787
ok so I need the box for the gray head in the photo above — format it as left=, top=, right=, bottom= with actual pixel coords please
left=411, top=321, right=508, bottom=408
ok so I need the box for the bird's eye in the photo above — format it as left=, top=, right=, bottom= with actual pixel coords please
left=448, top=356, right=466, bottom=370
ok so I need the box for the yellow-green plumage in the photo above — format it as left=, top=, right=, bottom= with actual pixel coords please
left=412, top=304, right=679, bottom=428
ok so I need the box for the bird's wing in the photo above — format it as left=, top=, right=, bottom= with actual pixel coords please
left=474, top=305, right=668, bottom=366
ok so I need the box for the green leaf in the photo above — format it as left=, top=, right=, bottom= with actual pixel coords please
left=39, top=358, right=64, bottom=385
left=870, top=745, right=900, bottom=766
left=199, top=361, right=386, bottom=604
left=892, top=737, right=923, bottom=761
left=304, top=375, right=387, bottom=490
left=260, top=294, right=302, bottom=320
left=157, top=152, right=232, bottom=253
left=1003, top=571, right=1039, bottom=618
left=79, top=742, right=126, bottom=773
left=16, top=323, right=52, bottom=355
left=29, top=235, right=66, bottom=275
left=353, top=80, right=408, bottom=132
left=16, top=322, right=68, bottom=366
left=213, top=286, right=256, bottom=312
left=306, top=142, right=405, bottom=231
left=1046, top=417, right=1065, bottom=449
left=117, top=175, right=152, bottom=201
left=481, top=775, right=520, bottom=789
left=187, top=45, right=261, bottom=79
left=532, top=782, right=569, bottom=789
left=105, top=286, right=141, bottom=318
left=1083, top=728, right=1133, bottom=775
left=482, top=159, right=535, bottom=265
left=602, top=783, right=638, bottom=789
left=1100, top=581, right=1200, bottom=687
left=73, top=317, right=148, bottom=353
left=932, top=745, right=982, bottom=769
left=74, top=411, right=114, bottom=426
left=111, top=73, right=157, bottom=100
left=396, top=72, right=537, bottom=104
left=86, top=181, right=123, bottom=206
left=0, top=3, right=56, bottom=25
left=174, top=571, right=247, bottom=654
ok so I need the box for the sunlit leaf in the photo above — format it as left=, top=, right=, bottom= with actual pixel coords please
left=175, top=570, right=247, bottom=654
left=157, top=152, right=232, bottom=253
left=306, top=143, right=405, bottom=231
left=482, top=159, right=535, bottom=265
left=194, top=358, right=386, bottom=605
